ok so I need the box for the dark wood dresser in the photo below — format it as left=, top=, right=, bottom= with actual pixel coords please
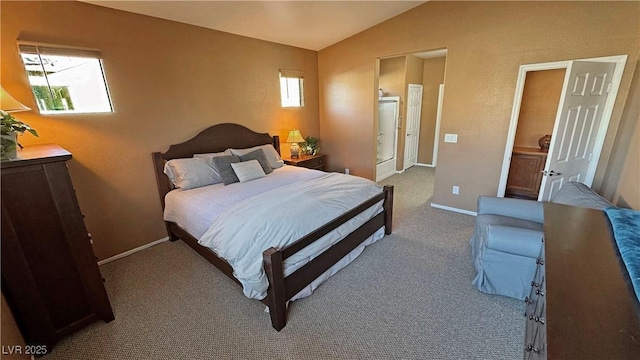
left=524, top=202, right=640, bottom=359
left=1, top=144, right=114, bottom=353
left=506, top=147, right=547, bottom=200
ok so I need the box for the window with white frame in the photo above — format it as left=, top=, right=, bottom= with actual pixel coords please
left=279, top=70, right=304, bottom=107
left=18, top=43, right=113, bottom=114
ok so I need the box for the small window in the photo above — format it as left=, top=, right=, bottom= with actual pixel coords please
left=279, top=70, right=304, bottom=107
left=18, top=43, right=113, bottom=114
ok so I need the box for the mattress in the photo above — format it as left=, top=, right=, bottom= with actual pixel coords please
left=164, top=165, right=323, bottom=239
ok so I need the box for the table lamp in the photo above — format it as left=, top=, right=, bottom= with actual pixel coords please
left=286, top=129, right=305, bottom=158
left=1, top=86, right=31, bottom=112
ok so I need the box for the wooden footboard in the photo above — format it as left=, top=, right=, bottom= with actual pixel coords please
left=167, top=185, right=393, bottom=331
left=263, top=185, right=393, bottom=330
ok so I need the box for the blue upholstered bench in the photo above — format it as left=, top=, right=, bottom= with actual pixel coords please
left=470, top=182, right=614, bottom=300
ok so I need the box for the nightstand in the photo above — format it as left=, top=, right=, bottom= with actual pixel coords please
left=284, top=154, right=326, bottom=171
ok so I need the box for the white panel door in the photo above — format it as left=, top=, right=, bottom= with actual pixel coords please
left=404, top=84, right=423, bottom=169
left=539, top=61, right=616, bottom=201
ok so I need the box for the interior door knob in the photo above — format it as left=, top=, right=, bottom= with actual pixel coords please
left=542, top=170, right=562, bottom=176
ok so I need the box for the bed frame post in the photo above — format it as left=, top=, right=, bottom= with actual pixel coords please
left=272, top=135, right=280, bottom=155
left=263, top=247, right=287, bottom=331
left=383, top=185, right=394, bottom=235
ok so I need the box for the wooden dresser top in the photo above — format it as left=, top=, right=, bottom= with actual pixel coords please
left=1, top=144, right=71, bottom=169
left=544, top=202, right=640, bottom=358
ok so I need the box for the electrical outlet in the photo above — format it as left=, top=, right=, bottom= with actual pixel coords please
left=452, top=185, right=459, bottom=195
left=345, top=168, right=350, bottom=175
left=444, top=134, right=458, bottom=143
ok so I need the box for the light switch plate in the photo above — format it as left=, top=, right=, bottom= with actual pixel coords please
left=444, top=134, right=458, bottom=143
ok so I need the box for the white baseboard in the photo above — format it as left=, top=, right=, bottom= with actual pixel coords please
left=415, top=162, right=435, bottom=168
left=97, top=237, right=170, bottom=266
left=430, top=202, right=477, bottom=216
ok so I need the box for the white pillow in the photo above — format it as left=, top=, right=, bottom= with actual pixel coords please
left=163, top=157, right=218, bottom=190
left=193, top=149, right=232, bottom=161
left=230, top=144, right=284, bottom=169
left=230, top=160, right=266, bottom=183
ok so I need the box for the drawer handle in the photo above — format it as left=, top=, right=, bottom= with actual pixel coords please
left=531, top=281, right=540, bottom=287
left=529, top=315, right=545, bottom=324
left=536, top=289, right=544, bottom=296
left=526, top=344, right=540, bottom=354
left=536, top=259, right=544, bottom=265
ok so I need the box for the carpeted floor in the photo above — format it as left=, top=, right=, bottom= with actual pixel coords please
left=46, top=166, right=524, bottom=359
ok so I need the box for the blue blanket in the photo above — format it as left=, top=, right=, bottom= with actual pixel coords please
left=605, top=207, right=640, bottom=303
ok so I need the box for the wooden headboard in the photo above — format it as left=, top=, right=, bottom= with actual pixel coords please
left=152, top=123, right=280, bottom=210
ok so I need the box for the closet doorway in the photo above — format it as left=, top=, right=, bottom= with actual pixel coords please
left=498, top=55, right=628, bottom=200
left=502, top=68, right=565, bottom=200
left=374, top=49, right=447, bottom=182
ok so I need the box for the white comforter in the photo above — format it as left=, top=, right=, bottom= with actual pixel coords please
left=197, top=172, right=384, bottom=300
left=164, top=166, right=324, bottom=239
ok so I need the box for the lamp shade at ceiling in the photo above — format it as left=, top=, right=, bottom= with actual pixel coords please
left=286, top=129, right=305, bottom=143
left=0, top=86, right=31, bottom=112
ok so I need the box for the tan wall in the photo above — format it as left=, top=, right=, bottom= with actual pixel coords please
left=419, top=56, right=446, bottom=164
left=405, top=55, right=424, bottom=85
left=601, top=61, right=640, bottom=210
left=1, top=1, right=319, bottom=259
left=318, top=1, right=639, bottom=211
left=514, top=69, right=565, bottom=148
left=379, top=57, right=405, bottom=99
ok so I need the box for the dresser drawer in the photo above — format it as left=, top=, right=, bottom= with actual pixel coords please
left=284, top=154, right=327, bottom=171
left=302, top=156, right=325, bottom=169
left=524, top=301, right=547, bottom=359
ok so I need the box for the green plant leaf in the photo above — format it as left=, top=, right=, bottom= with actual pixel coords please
left=1, top=111, right=38, bottom=156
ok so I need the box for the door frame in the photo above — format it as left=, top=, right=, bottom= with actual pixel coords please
left=496, top=54, right=627, bottom=198
left=428, top=84, right=445, bottom=167
left=376, top=96, right=400, bottom=182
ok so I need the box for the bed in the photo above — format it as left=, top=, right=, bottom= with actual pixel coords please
left=152, top=123, right=394, bottom=331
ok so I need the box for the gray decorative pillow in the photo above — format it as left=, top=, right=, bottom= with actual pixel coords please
left=231, top=160, right=266, bottom=183
left=210, top=155, right=241, bottom=185
left=193, top=150, right=232, bottom=183
left=163, top=157, right=218, bottom=190
left=230, top=144, right=284, bottom=169
left=239, top=149, right=272, bottom=174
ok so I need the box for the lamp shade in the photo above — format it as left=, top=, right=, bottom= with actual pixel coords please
left=0, top=86, right=30, bottom=113
left=286, top=129, right=305, bottom=143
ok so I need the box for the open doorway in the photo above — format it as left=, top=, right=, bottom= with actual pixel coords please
left=375, top=49, right=447, bottom=183
left=503, top=69, right=566, bottom=200
left=498, top=55, right=628, bottom=200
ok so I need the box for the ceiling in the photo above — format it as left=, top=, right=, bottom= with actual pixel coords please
left=80, top=1, right=427, bottom=51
